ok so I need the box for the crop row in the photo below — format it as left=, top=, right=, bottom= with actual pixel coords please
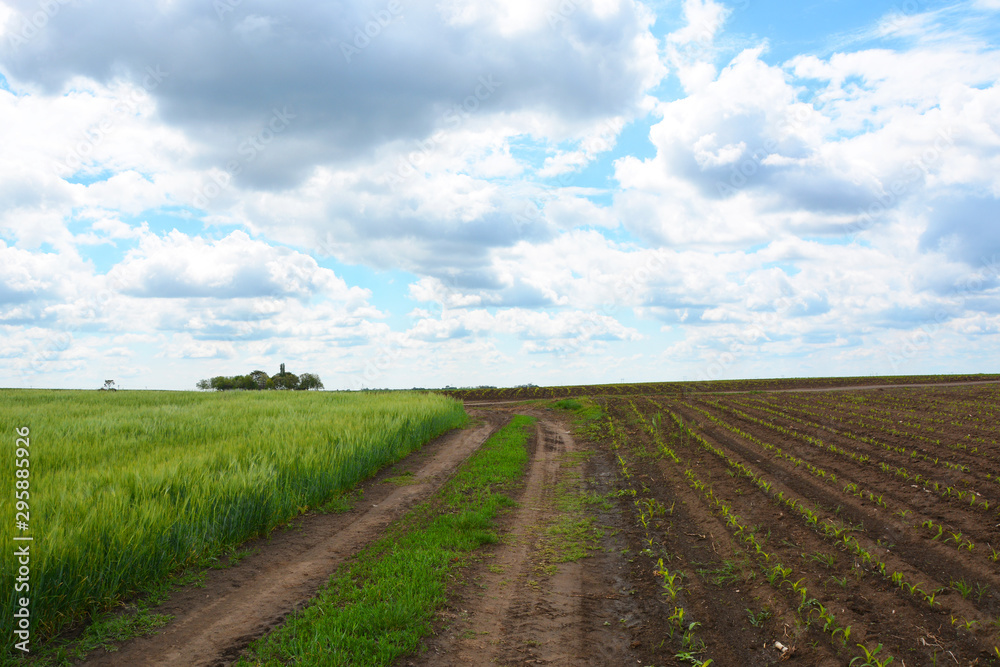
left=722, top=396, right=996, bottom=514
left=712, top=398, right=980, bottom=501
left=637, top=407, right=881, bottom=663
left=826, top=387, right=999, bottom=430
left=615, top=404, right=881, bottom=651
left=785, top=393, right=997, bottom=460
left=442, top=375, right=1000, bottom=402
left=673, top=400, right=1000, bottom=659
left=686, top=397, right=1000, bottom=587
left=762, top=391, right=999, bottom=465
left=731, top=396, right=972, bottom=473
left=664, top=407, right=965, bottom=616
left=605, top=409, right=713, bottom=665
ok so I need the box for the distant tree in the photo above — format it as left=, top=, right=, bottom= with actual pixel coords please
left=249, top=370, right=270, bottom=390
left=273, top=372, right=299, bottom=390
left=235, top=374, right=257, bottom=390
left=100, top=380, right=117, bottom=391
left=197, top=367, right=320, bottom=391
left=210, top=376, right=235, bottom=390
left=297, top=373, right=324, bottom=390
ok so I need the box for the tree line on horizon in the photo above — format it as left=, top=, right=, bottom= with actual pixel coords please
left=196, top=368, right=323, bottom=391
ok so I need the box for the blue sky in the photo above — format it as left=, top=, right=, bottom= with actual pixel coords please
left=1, top=0, right=999, bottom=390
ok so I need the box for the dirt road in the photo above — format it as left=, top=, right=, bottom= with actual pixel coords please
left=80, top=416, right=504, bottom=667
left=408, top=412, right=642, bottom=666
left=79, top=408, right=663, bottom=666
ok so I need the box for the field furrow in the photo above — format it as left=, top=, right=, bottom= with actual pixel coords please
left=672, top=400, right=1000, bottom=628
left=603, top=398, right=798, bottom=666
left=607, top=392, right=1000, bottom=665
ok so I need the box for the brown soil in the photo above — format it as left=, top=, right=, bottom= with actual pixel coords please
left=78, top=414, right=506, bottom=667
left=592, top=388, right=1000, bottom=666
left=708, top=379, right=1000, bottom=395
left=407, top=412, right=642, bottom=666
left=405, top=406, right=802, bottom=666
left=447, top=376, right=1000, bottom=402
left=460, top=379, right=1000, bottom=406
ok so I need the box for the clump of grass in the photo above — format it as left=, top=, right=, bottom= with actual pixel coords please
left=534, top=450, right=606, bottom=568
left=746, top=607, right=772, bottom=627
left=552, top=398, right=585, bottom=411
left=550, top=397, right=604, bottom=432
left=385, top=470, right=418, bottom=486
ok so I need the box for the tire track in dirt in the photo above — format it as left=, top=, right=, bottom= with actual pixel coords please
left=79, top=415, right=505, bottom=667
left=410, top=415, right=638, bottom=666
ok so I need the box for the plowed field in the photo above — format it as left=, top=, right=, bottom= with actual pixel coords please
left=584, top=382, right=1000, bottom=665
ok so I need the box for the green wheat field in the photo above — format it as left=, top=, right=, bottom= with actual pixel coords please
left=0, top=389, right=466, bottom=640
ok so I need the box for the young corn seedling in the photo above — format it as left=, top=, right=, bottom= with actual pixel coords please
left=950, top=615, right=977, bottom=631
left=785, top=576, right=806, bottom=592
left=831, top=625, right=852, bottom=645
left=944, top=530, right=964, bottom=545
left=821, top=613, right=839, bottom=633
left=768, top=564, right=792, bottom=586
left=656, top=559, right=682, bottom=600
left=681, top=622, right=703, bottom=650
left=668, top=606, right=686, bottom=633
left=952, top=579, right=973, bottom=599
left=850, top=642, right=894, bottom=666
left=826, top=522, right=850, bottom=540
left=746, top=608, right=772, bottom=627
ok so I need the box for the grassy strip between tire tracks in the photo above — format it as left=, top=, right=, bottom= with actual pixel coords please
left=236, top=414, right=537, bottom=667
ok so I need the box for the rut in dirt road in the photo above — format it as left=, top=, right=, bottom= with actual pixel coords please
left=79, top=416, right=504, bottom=667
left=410, top=415, right=639, bottom=667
